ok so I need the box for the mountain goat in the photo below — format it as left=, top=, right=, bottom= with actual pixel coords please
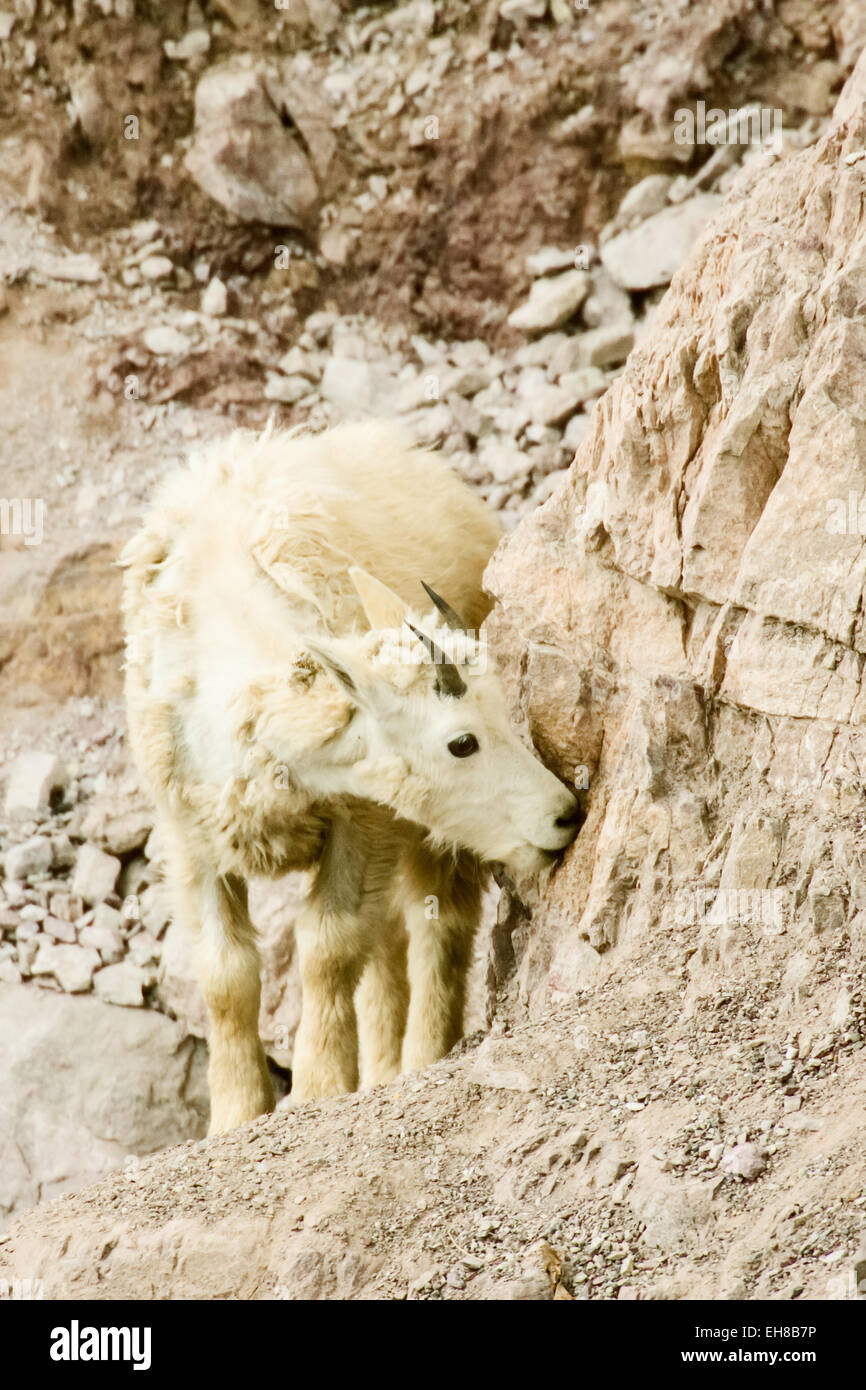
left=121, top=421, right=581, bottom=1133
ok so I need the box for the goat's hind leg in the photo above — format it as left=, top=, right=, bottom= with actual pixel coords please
left=168, top=841, right=274, bottom=1133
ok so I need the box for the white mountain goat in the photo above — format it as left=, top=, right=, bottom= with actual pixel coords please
left=121, top=421, right=582, bottom=1133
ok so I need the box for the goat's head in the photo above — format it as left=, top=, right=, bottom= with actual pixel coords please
left=303, top=567, right=583, bottom=877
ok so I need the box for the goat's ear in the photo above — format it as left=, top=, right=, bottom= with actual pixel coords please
left=349, top=566, right=409, bottom=631
left=304, top=638, right=364, bottom=700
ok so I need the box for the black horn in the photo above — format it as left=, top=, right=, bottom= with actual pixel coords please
left=405, top=622, right=467, bottom=699
left=420, top=581, right=469, bottom=632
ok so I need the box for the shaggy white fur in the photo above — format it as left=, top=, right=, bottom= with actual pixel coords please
left=121, top=421, right=579, bottom=1133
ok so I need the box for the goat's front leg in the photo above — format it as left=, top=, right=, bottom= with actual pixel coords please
left=401, top=847, right=483, bottom=1072
left=167, top=842, right=274, bottom=1133
left=291, top=814, right=397, bottom=1101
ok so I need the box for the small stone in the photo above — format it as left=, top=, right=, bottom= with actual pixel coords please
left=130, top=219, right=162, bottom=244
left=613, top=174, right=673, bottom=228
left=139, top=255, right=175, bottom=281
left=138, top=884, right=171, bottom=937
left=719, top=1142, right=766, bottom=1181
left=42, top=915, right=76, bottom=944
left=530, top=368, right=607, bottom=426
left=264, top=373, right=312, bottom=404
left=551, top=325, right=634, bottom=374
left=71, top=844, right=121, bottom=906
left=31, top=941, right=100, bottom=993
left=4, top=751, right=66, bottom=817
left=500, top=0, right=547, bottom=19
left=319, top=357, right=399, bottom=415
left=600, top=194, right=722, bottom=291
left=91, top=902, right=123, bottom=934
left=507, top=270, right=590, bottom=333
left=276, top=346, right=321, bottom=380
left=525, top=246, right=579, bottom=278
left=143, top=326, right=192, bottom=357
left=81, top=800, right=152, bottom=857
left=93, top=962, right=148, bottom=1007
left=4, top=835, right=53, bottom=880
left=201, top=276, right=228, bottom=316
left=164, top=28, right=210, bottom=62
left=128, top=931, right=160, bottom=967
left=580, top=268, right=634, bottom=330
left=78, top=923, right=125, bottom=964
left=33, top=252, right=102, bottom=284
left=48, top=891, right=84, bottom=923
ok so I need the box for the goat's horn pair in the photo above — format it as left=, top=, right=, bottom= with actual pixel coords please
left=405, top=622, right=467, bottom=699
left=420, top=581, right=469, bottom=632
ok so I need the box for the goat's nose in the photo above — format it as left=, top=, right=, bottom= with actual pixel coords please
left=555, top=805, right=583, bottom=830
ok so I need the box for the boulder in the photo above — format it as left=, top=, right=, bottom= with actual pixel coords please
left=184, top=63, right=325, bottom=227
left=600, top=194, right=722, bottom=290
left=0, top=984, right=208, bottom=1227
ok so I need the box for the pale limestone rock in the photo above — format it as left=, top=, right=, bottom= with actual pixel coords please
left=264, top=372, right=311, bottom=404
left=143, top=326, right=191, bottom=357
left=78, top=923, right=125, bottom=964
left=612, top=174, right=672, bottom=229
left=4, top=751, right=66, bottom=817
left=719, top=1143, right=767, bottom=1180
left=81, top=797, right=152, bottom=856
left=139, top=254, right=174, bottom=281
left=0, top=984, right=207, bottom=1224
left=507, top=270, right=590, bottom=332
left=31, top=941, right=100, bottom=993
left=92, top=962, right=148, bottom=1007
left=550, top=326, right=634, bottom=374
left=4, top=835, right=52, bottom=880
left=320, top=357, right=399, bottom=415
left=201, top=276, right=228, bottom=316
left=600, top=194, right=722, bottom=290
left=485, top=82, right=866, bottom=1011
left=525, top=245, right=578, bottom=277
left=42, top=916, right=76, bottom=944
left=71, top=844, right=121, bottom=906
left=184, top=63, right=324, bottom=227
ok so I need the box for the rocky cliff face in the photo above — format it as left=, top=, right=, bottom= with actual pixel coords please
left=485, top=50, right=866, bottom=1053
left=2, top=18, right=866, bottom=1304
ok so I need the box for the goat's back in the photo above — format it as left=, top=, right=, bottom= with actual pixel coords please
left=123, top=420, right=502, bottom=641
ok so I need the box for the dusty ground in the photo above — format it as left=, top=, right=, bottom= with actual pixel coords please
left=2, top=0, right=866, bottom=1302
left=2, top=899, right=864, bottom=1301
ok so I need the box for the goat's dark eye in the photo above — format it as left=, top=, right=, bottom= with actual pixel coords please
left=448, top=733, right=479, bottom=758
